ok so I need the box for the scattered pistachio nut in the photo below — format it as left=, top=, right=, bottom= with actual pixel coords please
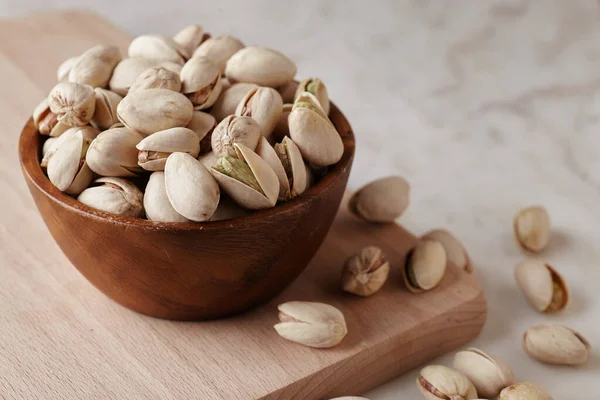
left=186, top=111, right=216, bottom=154
left=211, top=143, right=279, bottom=210
left=48, top=82, right=96, bottom=127
left=514, top=259, right=568, bottom=313
left=109, top=58, right=181, bottom=95
left=514, top=206, right=550, bottom=252
left=86, top=127, right=145, bottom=177
left=523, top=324, right=590, bottom=366
left=57, top=56, right=79, bottom=81
left=68, top=45, right=122, bottom=88
left=422, top=229, right=472, bottom=273
left=144, top=171, right=189, bottom=223
left=403, top=240, right=447, bottom=293
left=192, top=34, right=245, bottom=73
left=349, top=176, right=410, bottom=223
left=117, top=88, right=194, bottom=135
left=277, top=80, right=299, bottom=103
left=225, top=46, right=297, bottom=88
left=180, top=55, right=223, bottom=110
left=128, top=66, right=182, bottom=93
left=164, top=152, right=220, bottom=221
left=136, top=127, right=200, bottom=171
left=211, top=115, right=262, bottom=158
left=91, top=88, right=123, bottom=130
left=342, top=246, right=389, bottom=297
left=274, top=301, right=347, bottom=348
left=452, top=348, right=515, bottom=398
left=173, top=24, right=205, bottom=56
left=417, top=365, right=478, bottom=400
left=128, top=34, right=189, bottom=64
left=210, top=82, right=258, bottom=122
left=499, top=382, right=552, bottom=400
left=295, top=77, right=330, bottom=115
left=77, top=177, right=144, bottom=217
left=289, top=92, right=343, bottom=167
left=235, top=86, right=283, bottom=139
left=271, top=103, right=292, bottom=143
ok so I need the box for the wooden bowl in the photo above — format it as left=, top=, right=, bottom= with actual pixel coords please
left=18, top=104, right=355, bottom=320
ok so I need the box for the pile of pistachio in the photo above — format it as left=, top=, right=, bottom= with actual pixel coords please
left=275, top=180, right=589, bottom=400
left=33, top=25, right=342, bottom=221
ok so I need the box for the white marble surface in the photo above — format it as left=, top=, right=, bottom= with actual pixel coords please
left=3, top=1, right=600, bottom=398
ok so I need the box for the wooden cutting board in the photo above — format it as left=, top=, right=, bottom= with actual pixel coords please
left=0, top=11, right=486, bottom=400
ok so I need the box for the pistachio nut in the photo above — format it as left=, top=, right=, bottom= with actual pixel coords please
left=349, top=176, right=410, bottom=223
left=274, top=301, right=347, bottom=348
left=128, top=66, right=182, bottom=93
left=271, top=103, right=292, bottom=143
left=136, top=127, right=200, bottom=171
left=209, top=195, right=250, bottom=221
left=186, top=111, right=216, bottom=154
left=173, top=24, right=205, bottom=56
left=211, top=115, right=262, bottom=157
left=48, top=82, right=96, bottom=126
left=180, top=55, right=223, bottom=110
left=498, top=382, right=552, bottom=400
left=40, top=126, right=99, bottom=168
left=42, top=138, right=57, bottom=162
left=33, top=98, right=59, bottom=135
left=109, top=58, right=179, bottom=95
left=514, top=206, right=550, bottom=252
left=47, top=126, right=98, bottom=194
left=57, top=56, right=79, bottom=81
left=289, top=92, right=343, bottom=167
left=192, top=34, right=245, bottom=73
left=342, top=246, right=389, bottom=297
left=277, top=80, right=299, bottom=104
left=417, top=365, right=478, bottom=400
left=128, top=34, right=189, bottom=64
left=144, top=171, right=189, bottom=222
left=225, top=46, right=297, bottom=88
left=523, top=324, right=590, bottom=366
left=211, top=143, right=279, bottom=210
left=86, top=127, right=145, bottom=177
left=117, top=88, right=194, bottom=135
left=256, top=136, right=307, bottom=201
left=452, top=348, right=515, bottom=398
left=210, top=82, right=258, bottom=122
left=295, top=77, right=330, bottom=115
left=514, top=259, right=568, bottom=313
left=422, top=229, right=472, bottom=273
left=235, top=86, right=283, bottom=139
left=197, top=151, right=218, bottom=170
left=164, top=152, right=220, bottom=222
left=77, top=177, right=144, bottom=218
left=68, top=45, right=122, bottom=88
left=403, top=240, right=447, bottom=293
left=90, top=88, right=122, bottom=130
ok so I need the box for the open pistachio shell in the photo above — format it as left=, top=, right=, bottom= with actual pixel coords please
left=295, top=77, right=330, bottom=115
left=91, top=88, right=122, bottom=130
left=164, top=152, right=220, bottom=222
left=255, top=136, right=289, bottom=198
left=422, top=229, right=472, bottom=273
left=211, top=115, right=262, bottom=158
left=128, top=34, right=189, bottom=64
left=144, top=171, right=189, bottom=223
left=68, top=45, right=122, bottom=88
left=453, top=348, right=515, bottom=398
left=48, top=82, right=96, bottom=127
left=523, top=324, right=590, bottom=366
left=210, top=82, right=258, bottom=122
left=57, top=56, right=80, bottom=81
left=77, top=177, right=144, bottom=217
left=33, top=98, right=58, bottom=135
left=289, top=92, right=343, bottom=167
left=257, top=136, right=307, bottom=201
left=514, top=259, right=569, bottom=313
left=417, top=365, right=478, bottom=400
left=41, top=126, right=99, bottom=168
left=173, top=24, right=205, bottom=56
left=86, top=127, right=144, bottom=177
left=235, top=86, right=283, bottom=139
left=403, top=240, right=447, bottom=293
left=342, top=246, right=390, bottom=297
left=211, top=143, right=279, bottom=210
left=180, top=56, right=222, bottom=110
left=186, top=111, right=216, bottom=154
left=128, top=66, right=182, bottom=93
left=109, top=58, right=180, bottom=95
left=136, top=127, right=200, bottom=171
left=192, top=35, right=244, bottom=73
left=225, top=46, right=296, bottom=88
left=42, top=138, right=57, bottom=161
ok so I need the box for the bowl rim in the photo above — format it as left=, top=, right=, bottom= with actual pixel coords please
left=19, top=102, right=356, bottom=232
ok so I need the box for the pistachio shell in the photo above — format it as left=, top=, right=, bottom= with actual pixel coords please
left=68, top=45, right=122, bottom=88
left=197, top=151, right=219, bottom=170
left=255, top=136, right=290, bottom=199
left=128, top=66, right=182, bottom=93
left=523, top=324, right=590, bottom=366
left=235, top=87, right=283, bottom=139
left=514, top=206, right=550, bottom=252
left=186, top=111, right=216, bottom=154
left=109, top=58, right=178, bottom=95
left=295, top=77, right=330, bottom=115
left=289, top=92, right=342, bottom=167
left=86, top=127, right=144, bottom=177
left=257, top=136, right=307, bottom=201
left=349, top=176, right=410, bottom=223
left=274, top=301, right=347, bottom=348
left=41, top=126, right=99, bottom=168
left=514, top=259, right=569, bottom=313
left=210, top=82, right=258, bottom=122
left=117, top=88, right=194, bottom=135
left=136, top=127, right=200, bottom=171
left=164, top=152, right=220, bottom=222
left=180, top=56, right=222, bottom=110
left=225, top=46, right=296, bottom=88
left=271, top=103, right=293, bottom=143
left=173, top=24, right=205, bottom=56
left=90, top=88, right=122, bottom=130
left=453, top=348, right=515, bottom=398
left=57, top=56, right=79, bottom=81
left=48, top=82, right=96, bottom=126
left=403, top=240, right=447, bottom=292
left=128, top=34, right=189, bottom=64
left=192, top=35, right=244, bottom=73
left=211, top=143, right=279, bottom=210
left=42, top=138, right=57, bottom=161
left=342, top=246, right=390, bottom=297
left=422, top=229, right=472, bottom=273
left=144, top=171, right=189, bottom=223
left=77, top=177, right=144, bottom=218
left=277, top=80, right=299, bottom=104
left=417, top=365, right=478, bottom=400
left=211, top=115, right=262, bottom=158
left=499, top=382, right=552, bottom=400
left=33, top=98, right=59, bottom=135
left=209, top=195, right=250, bottom=221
